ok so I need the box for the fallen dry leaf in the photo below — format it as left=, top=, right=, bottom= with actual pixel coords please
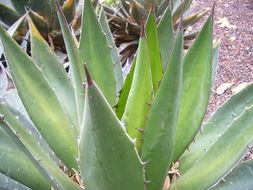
left=231, top=82, right=250, bottom=94
left=228, top=36, right=236, bottom=42
left=216, top=83, right=233, bottom=95
left=216, top=17, right=237, bottom=29
left=163, top=175, right=170, bottom=190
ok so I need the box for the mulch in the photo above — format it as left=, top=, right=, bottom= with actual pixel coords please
left=192, top=0, right=253, bottom=160
left=192, top=0, right=253, bottom=118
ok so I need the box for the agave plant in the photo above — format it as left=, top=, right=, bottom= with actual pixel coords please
left=0, top=0, right=81, bottom=48
left=103, top=0, right=207, bottom=65
left=0, top=0, right=253, bottom=190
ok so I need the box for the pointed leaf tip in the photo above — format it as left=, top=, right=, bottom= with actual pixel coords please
left=179, top=15, right=183, bottom=31
left=212, top=2, right=216, bottom=17
left=84, top=65, right=93, bottom=87
left=55, top=0, right=69, bottom=26
left=55, top=0, right=61, bottom=10
left=27, top=16, right=44, bottom=41
left=141, top=21, right=146, bottom=38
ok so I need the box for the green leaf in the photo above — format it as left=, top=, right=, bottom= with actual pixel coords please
left=0, top=104, right=81, bottom=190
left=173, top=16, right=213, bottom=161
left=3, top=89, right=29, bottom=120
left=154, top=0, right=164, bottom=7
left=29, top=11, right=50, bottom=38
left=172, top=0, right=181, bottom=10
left=6, top=13, right=26, bottom=36
left=29, top=0, right=51, bottom=20
left=140, top=0, right=153, bottom=9
left=157, top=0, right=172, bottom=17
left=61, top=0, right=76, bottom=26
left=141, top=31, right=183, bottom=190
left=145, top=11, right=163, bottom=94
left=212, top=41, right=220, bottom=85
left=9, top=0, right=28, bottom=15
left=157, top=7, right=174, bottom=69
left=170, top=103, right=253, bottom=190
left=183, top=31, right=198, bottom=41
left=0, top=65, right=7, bottom=97
left=28, top=18, right=79, bottom=135
left=0, top=0, right=13, bottom=8
left=0, top=25, right=78, bottom=169
left=184, top=11, right=208, bottom=28
left=179, top=83, right=253, bottom=173
left=2, top=88, right=59, bottom=162
left=0, top=12, right=27, bottom=54
left=79, top=0, right=117, bottom=106
left=129, top=0, right=148, bottom=24
left=0, top=121, right=50, bottom=190
left=116, top=58, right=136, bottom=119
left=0, top=3, right=19, bottom=26
left=53, top=0, right=77, bottom=31
left=48, top=0, right=58, bottom=27
left=173, top=11, right=208, bottom=30
left=211, top=159, right=253, bottom=190
left=79, top=71, right=145, bottom=190
left=4, top=101, right=60, bottom=164
left=0, top=173, right=30, bottom=190
left=172, top=0, right=193, bottom=23
left=56, top=0, right=85, bottom=125
left=122, top=33, right=153, bottom=151
left=99, top=8, right=124, bottom=95
left=58, top=0, right=65, bottom=6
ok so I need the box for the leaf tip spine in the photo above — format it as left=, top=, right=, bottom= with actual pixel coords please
left=212, top=2, right=216, bottom=18
left=178, top=15, right=183, bottom=31
left=84, top=64, right=93, bottom=87
left=140, top=20, right=146, bottom=38
left=55, top=0, right=71, bottom=32
left=136, top=128, right=144, bottom=134
left=145, top=102, right=152, bottom=107
left=55, top=0, right=61, bottom=11
left=141, top=160, right=149, bottom=167
left=144, top=179, right=151, bottom=184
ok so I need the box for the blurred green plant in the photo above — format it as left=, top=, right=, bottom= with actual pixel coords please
left=103, top=0, right=207, bottom=65
left=0, top=0, right=81, bottom=49
left=0, top=0, right=253, bottom=190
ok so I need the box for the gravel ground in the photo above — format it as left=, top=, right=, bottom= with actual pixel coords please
left=192, top=0, right=253, bottom=118
left=192, top=0, right=253, bottom=160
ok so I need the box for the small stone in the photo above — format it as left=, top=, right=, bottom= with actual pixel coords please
left=216, top=83, right=233, bottom=95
